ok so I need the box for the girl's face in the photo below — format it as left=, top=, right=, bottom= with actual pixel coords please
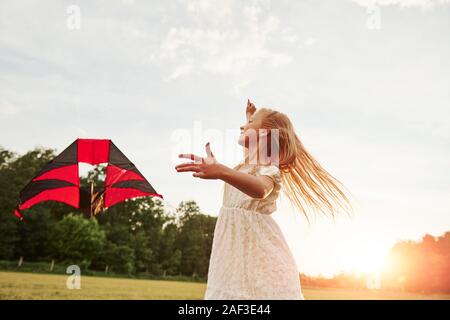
left=238, top=110, right=265, bottom=147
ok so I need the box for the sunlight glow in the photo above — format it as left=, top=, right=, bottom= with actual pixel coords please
left=337, top=243, right=390, bottom=275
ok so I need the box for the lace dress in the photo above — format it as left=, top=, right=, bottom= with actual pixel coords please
left=204, top=163, right=305, bottom=300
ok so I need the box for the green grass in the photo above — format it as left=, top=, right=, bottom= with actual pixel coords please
left=0, top=271, right=449, bottom=300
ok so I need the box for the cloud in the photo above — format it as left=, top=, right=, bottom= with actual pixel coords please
left=305, top=37, right=317, bottom=46
left=152, top=0, right=296, bottom=80
left=351, top=0, right=450, bottom=8
left=0, top=99, right=18, bottom=116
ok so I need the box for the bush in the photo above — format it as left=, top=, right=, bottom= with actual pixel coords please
left=48, top=213, right=106, bottom=267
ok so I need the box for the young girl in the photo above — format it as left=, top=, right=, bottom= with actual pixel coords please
left=175, top=100, right=351, bottom=300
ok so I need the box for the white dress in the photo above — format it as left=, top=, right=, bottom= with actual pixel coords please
left=204, top=163, right=305, bottom=300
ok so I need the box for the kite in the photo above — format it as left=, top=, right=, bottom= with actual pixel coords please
left=13, top=139, right=162, bottom=220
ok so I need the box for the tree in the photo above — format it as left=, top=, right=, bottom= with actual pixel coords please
left=160, top=223, right=181, bottom=275
left=175, top=201, right=216, bottom=277
left=15, top=206, right=55, bottom=260
left=0, top=146, right=56, bottom=259
left=101, top=243, right=135, bottom=274
left=48, top=213, right=106, bottom=267
left=96, top=194, right=169, bottom=274
left=382, top=232, right=450, bottom=293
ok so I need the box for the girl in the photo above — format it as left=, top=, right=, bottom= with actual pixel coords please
left=175, top=100, right=352, bottom=300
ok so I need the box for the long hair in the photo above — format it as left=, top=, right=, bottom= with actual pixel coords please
left=258, top=108, right=352, bottom=221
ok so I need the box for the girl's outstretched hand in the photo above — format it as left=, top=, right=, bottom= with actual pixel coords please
left=175, top=141, right=275, bottom=199
left=175, top=143, right=228, bottom=179
left=246, top=98, right=256, bottom=121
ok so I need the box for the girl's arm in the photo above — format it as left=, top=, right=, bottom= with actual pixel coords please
left=220, top=165, right=275, bottom=199
left=175, top=143, right=274, bottom=199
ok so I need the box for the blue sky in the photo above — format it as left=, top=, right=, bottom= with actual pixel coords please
left=1, top=0, right=449, bottom=276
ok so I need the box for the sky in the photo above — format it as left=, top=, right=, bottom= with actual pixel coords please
left=1, top=0, right=449, bottom=277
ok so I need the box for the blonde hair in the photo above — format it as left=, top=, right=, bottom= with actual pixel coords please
left=257, top=108, right=352, bottom=221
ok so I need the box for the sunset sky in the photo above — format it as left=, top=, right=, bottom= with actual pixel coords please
left=1, top=0, right=449, bottom=277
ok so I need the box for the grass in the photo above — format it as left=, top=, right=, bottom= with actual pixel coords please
left=0, top=271, right=449, bottom=300
left=302, top=287, right=450, bottom=300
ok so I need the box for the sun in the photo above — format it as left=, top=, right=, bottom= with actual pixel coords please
left=337, top=243, right=390, bottom=275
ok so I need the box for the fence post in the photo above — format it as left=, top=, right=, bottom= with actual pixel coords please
left=50, top=260, right=55, bottom=272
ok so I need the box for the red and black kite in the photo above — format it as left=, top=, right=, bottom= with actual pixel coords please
left=14, top=139, right=162, bottom=220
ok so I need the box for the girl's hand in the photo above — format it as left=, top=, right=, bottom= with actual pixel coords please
left=246, top=98, right=256, bottom=121
left=175, top=142, right=275, bottom=199
left=175, top=143, right=228, bottom=179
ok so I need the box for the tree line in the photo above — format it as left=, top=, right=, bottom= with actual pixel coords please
left=382, top=232, right=450, bottom=293
left=0, top=146, right=216, bottom=279
left=300, top=232, right=450, bottom=294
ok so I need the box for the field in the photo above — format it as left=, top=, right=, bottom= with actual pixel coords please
left=0, top=271, right=449, bottom=300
